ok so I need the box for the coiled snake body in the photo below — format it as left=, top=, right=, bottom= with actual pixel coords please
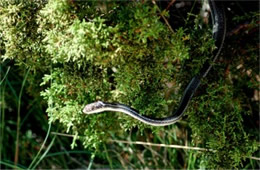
left=83, top=0, right=226, bottom=126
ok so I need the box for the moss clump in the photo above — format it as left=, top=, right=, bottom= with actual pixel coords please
left=38, top=0, right=190, bottom=148
left=0, top=0, right=258, bottom=168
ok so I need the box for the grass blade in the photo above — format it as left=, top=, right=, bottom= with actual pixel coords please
left=28, top=123, right=52, bottom=169
left=0, top=80, right=6, bottom=167
left=87, top=151, right=96, bottom=170
left=31, top=135, right=57, bottom=169
left=14, top=68, right=31, bottom=166
left=103, top=144, right=113, bottom=169
left=0, top=160, right=24, bottom=170
left=0, top=66, right=10, bottom=85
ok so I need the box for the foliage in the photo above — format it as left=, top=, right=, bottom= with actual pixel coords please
left=0, top=0, right=259, bottom=169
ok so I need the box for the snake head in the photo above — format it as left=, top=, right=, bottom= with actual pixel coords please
left=83, top=101, right=105, bottom=114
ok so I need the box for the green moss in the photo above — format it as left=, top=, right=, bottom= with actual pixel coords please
left=37, top=0, right=190, bottom=148
left=0, top=0, right=258, bottom=168
left=188, top=81, right=258, bottom=168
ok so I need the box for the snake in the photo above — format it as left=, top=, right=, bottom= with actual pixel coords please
left=83, top=0, right=226, bottom=126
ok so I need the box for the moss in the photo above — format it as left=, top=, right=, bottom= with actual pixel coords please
left=37, top=0, right=191, bottom=147
left=0, top=0, right=258, bottom=168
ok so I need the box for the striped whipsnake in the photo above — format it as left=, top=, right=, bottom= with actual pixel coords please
left=83, top=0, right=226, bottom=126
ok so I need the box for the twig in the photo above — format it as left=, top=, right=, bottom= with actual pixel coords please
left=51, top=132, right=75, bottom=138
left=110, top=139, right=215, bottom=152
left=227, top=21, right=260, bottom=37
left=247, top=156, right=260, bottom=161
left=51, top=132, right=260, bottom=161
left=52, top=132, right=212, bottom=151
left=152, top=0, right=174, bottom=34
left=166, top=0, right=176, bottom=11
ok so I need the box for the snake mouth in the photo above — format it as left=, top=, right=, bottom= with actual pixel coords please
left=83, top=101, right=105, bottom=114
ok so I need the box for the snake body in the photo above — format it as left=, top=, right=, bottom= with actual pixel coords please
left=83, top=0, right=226, bottom=126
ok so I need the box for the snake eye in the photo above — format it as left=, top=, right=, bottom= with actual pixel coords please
left=95, top=101, right=105, bottom=109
